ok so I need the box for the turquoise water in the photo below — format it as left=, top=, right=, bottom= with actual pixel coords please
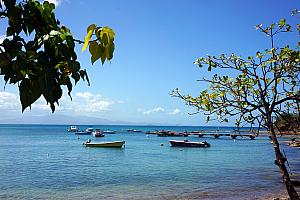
left=0, top=124, right=299, bottom=199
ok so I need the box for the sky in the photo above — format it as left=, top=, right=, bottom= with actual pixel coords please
left=0, top=0, right=298, bottom=125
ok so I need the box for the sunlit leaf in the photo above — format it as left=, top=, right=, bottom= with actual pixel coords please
left=82, top=24, right=96, bottom=52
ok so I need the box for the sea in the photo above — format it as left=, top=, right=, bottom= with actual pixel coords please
left=0, top=124, right=299, bottom=200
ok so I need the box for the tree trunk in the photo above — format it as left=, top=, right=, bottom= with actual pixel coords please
left=268, top=119, right=299, bottom=199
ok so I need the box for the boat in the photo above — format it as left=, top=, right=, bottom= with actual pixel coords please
left=169, top=140, right=210, bottom=148
left=102, top=130, right=116, bottom=134
left=132, top=129, right=142, bottom=132
left=92, top=129, right=105, bottom=137
left=127, top=129, right=142, bottom=133
left=75, top=131, right=92, bottom=135
left=83, top=140, right=125, bottom=148
left=85, top=128, right=94, bottom=133
left=67, top=126, right=79, bottom=132
left=145, top=131, right=159, bottom=135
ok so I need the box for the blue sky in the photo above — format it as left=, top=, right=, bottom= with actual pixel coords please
left=0, top=0, right=298, bottom=125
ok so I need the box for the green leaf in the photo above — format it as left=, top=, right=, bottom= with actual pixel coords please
left=79, top=69, right=90, bottom=86
left=72, top=72, right=80, bottom=84
left=89, top=41, right=101, bottom=64
left=19, top=79, right=42, bottom=112
left=66, top=35, right=75, bottom=49
left=0, top=53, right=10, bottom=66
left=82, top=24, right=96, bottom=52
left=279, top=19, right=286, bottom=27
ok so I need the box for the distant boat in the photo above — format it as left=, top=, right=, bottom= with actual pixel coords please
left=169, top=140, right=210, bottom=148
left=145, top=131, right=158, bottom=135
left=85, top=128, right=93, bottom=133
left=68, top=126, right=79, bottom=132
left=102, top=130, right=116, bottom=134
left=83, top=140, right=125, bottom=148
left=127, top=129, right=142, bottom=133
left=92, top=129, right=105, bottom=137
left=75, top=131, right=91, bottom=135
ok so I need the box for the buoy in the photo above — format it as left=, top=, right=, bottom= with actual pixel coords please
left=160, top=143, right=164, bottom=146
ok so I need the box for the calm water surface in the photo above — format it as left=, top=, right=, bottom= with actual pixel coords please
left=0, top=125, right=299, bottom=200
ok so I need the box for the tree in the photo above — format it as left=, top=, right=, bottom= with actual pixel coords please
left=0, top=0, right=115, bottom=112
left=275, top=113, right=300, bottom=133
left=172, top=11, right=300, bottom=199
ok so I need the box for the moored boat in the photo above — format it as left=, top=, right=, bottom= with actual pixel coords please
left=92, top=129, right=105, bottom=137
left=68, top=126, right=79, bottom=132
left=85, top=128, right=94, bottom=133
left=102, top=130, right=116, bottom=134
left=75, top=131, right=92, bottom=135
left=83, top=140, right=125, bottom=148
left=169, top=140, right=210, bottom=148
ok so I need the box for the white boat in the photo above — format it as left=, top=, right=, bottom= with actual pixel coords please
left=68, top=126, right=79, bottom=132
left=83, top=140, right=125, bottom=148
left=85, top=128, right=94, bottom=133
left=102, top=130, right=116, bottom=134
left=169, top=140, right=210, bottom=148
left=92, top=129, right=105, bottom=137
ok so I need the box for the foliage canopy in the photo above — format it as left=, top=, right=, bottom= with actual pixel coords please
left=0, top=0, right=115, bottom=112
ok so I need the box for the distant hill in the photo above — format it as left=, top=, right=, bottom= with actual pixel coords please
left=0, top=114, right=171, bottom=126
left=0, top=114, right=132, bottom=125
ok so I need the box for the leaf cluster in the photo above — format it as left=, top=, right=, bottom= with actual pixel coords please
left=82, top=24, right=115, bottom=65
left=0, top=0, right=115, bottom=112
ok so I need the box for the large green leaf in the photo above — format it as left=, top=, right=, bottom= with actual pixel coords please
left=89, top=41, right=101, bottom=64
left=82, top=24, right=96, bottom=52
left=19, top=78, right=42, bottom=112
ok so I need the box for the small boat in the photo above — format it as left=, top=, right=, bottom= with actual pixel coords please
left=169, top=140, right=210, bottom=148
left=127, top=129, right=142, bottom=133
left=85, top=128, right=94, bottom=133
left=92, top=129, right=105, bottom=137
left=102, top=130, right=116, bottom=134
left=68, top=126, right=79, bottom=132
left=75, top=131, right=92, bottom=135
left=132, top=129, right=142, bottom=132
left=83, top=140, right=125, bottom=148
left=145, top=131, right=159, bottom=135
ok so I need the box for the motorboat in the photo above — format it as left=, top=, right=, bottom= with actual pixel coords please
left=75, top=131, right=91, bottom=135
left=92, top=129, right=105, bottom=137
left=68, top=126, right=79, bottom=132
left=85, top=128, right=94, bottom=133
left=102, top=130, right=116, bottom=134
left=83, top=140, right=125, bottom=148
left=169, top=140, right=210, bottom=148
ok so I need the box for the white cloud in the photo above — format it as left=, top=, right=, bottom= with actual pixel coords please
left=138, top=107, right=165, bottom=115
left=0, top=90, right=123, bottom=115
left=69, top=91, right=123, bottom=113
left=169, top=108, right=181, bottom=115
left=0, top=91, right=20, bottom=110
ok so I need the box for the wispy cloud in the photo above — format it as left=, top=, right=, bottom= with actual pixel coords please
left=0, top=91, right=123, bottom=115
left=73, top=92, right=115, bottom=113
left=0, top=91, right=20, bottom=111
left=169, top=108, right=180, bottom=115
left=138, top=107, right=165, bottom=115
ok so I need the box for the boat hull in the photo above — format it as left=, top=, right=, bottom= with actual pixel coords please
left=169, top=140, right=210, bottom=148
left=84, top=141, right=125, bottom=148
left=75, top=131, right=91, bottom=135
